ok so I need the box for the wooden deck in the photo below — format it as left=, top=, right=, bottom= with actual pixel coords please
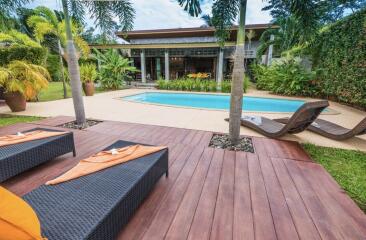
left=1, top=116, right=365, bottom=240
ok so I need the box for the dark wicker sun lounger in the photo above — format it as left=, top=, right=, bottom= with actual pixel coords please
left=0, top=128, right=75, bottom=182
left=274, top=116, right=366, bottom=140
left=226, top=101, right=329, bottom=138
left=23, top=140, right=169, bottom=240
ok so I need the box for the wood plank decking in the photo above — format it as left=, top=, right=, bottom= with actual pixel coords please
left=1, top=116, right=365, bottom=240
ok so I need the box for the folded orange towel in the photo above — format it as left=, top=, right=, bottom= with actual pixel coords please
left=0, top=130, right=68, bottom=147
left=46, top=144, right=167, bottom=185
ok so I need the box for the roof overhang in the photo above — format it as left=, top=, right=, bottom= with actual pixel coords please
left=116, top=24, right=278, bottom=41
left=90, top=42, right=237, bottom=49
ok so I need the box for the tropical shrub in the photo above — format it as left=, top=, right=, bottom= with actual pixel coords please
left=0, top=46, right=48, bottom=65
left=0, top=60, right=50, bottom=100
left=156, top=77, right=250, bottom=93
left=46, top=54, right=62, bottom=82
left=95, top=49, right=137, bottom=89
left=310, top=9, right=366, bottom=108
left=80, top=63, right=98, bottom=83
left=252, top=57, right=317, bottom=96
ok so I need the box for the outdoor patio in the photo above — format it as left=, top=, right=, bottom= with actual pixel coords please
left=2, top=116, right=365, bottom=240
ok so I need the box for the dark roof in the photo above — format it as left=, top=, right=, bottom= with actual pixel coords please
left=117, top=24, right=277, bottom=41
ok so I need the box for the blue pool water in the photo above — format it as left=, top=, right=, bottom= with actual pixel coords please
left=123, top=92, right=308, bottom=112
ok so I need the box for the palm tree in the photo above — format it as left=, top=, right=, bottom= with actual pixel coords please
left=27, top=6, right=89, bottom=99
left=60, top=0, right=135, bottom=126
left=246, top=29, right=256, bottom=50
left=181, top=0, right=247, bottom=144
left=180, top=0, right=319, bottom=144
left=256, top=16, right=302, bottom=60
left=221, top=0, right=247, bottom=144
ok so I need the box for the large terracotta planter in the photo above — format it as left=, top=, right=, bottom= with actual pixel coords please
left=4, top=92, right=26, bottom=112
left=82, top=82, right=95, bottom=96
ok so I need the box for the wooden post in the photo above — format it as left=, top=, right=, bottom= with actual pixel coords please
left=141, top=49, right=146, bottom=83
left=165, top=50, right=169, bottom=81
left=216, top=48, right=224, bottom=91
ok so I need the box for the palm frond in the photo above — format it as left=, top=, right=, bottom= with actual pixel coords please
left=33, top=6, right=59, bottom=27
left=212, top=0, right=239, bottom=45
left=0, top=30, right=41, bottom=48
left=178, top=0, right=202, bottom=17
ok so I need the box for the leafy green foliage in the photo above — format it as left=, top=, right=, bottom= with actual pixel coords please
left=0, top=60, right=50, bottom=100
left=310, top=9, right=366, bottom=108
left=70, top=0, right=135, bottom=38
left=252, top=57, right=317, bottom=96
left=257, top=16, right=306, bottom=58
left=0, top=46, right=48, bottom=65
left=0, top=29, right=41, bottom=48
left=94, top=49, right=137, bottom=89
left=211, top=0, right=239, bottom=45
left=303, top=143, right=366, bottom=212
left=46, top=54, right=62, bottom=82
left=156, top=77, right=250, bottom=93
left=79, top=63, right=97, bottom=83
left=27, top=6, right=90, bottom=58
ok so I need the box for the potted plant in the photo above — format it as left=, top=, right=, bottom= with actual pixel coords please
left=0, top=60, right=49, bottom=112
left=80, top=63, right=97, bottom=96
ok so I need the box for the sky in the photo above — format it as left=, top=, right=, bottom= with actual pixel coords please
left=28, top=0, right=273, bottom=30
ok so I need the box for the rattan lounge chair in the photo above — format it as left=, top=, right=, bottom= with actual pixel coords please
left=23, top=140, right=168, bottom=240
left=225, top=101, right=329, bottom=138
left=274, top=116, right=366, bottom=140
left=0, top=128, right=75, bottom=182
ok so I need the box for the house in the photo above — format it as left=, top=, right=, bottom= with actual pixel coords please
left=92, top=24, right=275, bottom=83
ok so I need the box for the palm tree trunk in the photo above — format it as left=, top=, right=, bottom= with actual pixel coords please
left=57, top=40, right=67, bottom=99
left=229, top=0, right=247, bottom=144
left=62, top=0, right=86, bottom=125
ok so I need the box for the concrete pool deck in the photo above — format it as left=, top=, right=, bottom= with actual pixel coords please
left=1, top=88, right=365, bottom=151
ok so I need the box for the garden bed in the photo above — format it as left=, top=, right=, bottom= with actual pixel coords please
left=59, top=119, right=103, bottom=130
left=209, top=134, right=254, bottom=152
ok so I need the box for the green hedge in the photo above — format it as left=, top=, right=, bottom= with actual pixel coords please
left=156, top=78, right=250, bottom=93
left=311, top=9, right=366, bottom=109
left=0, top=46, right=48, bottom=66
left=46, top=54, right=62, bottom=82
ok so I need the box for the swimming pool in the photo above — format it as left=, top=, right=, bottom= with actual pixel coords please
left=123, top=92, right=309, bottom=112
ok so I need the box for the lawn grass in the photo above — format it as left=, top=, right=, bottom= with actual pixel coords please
left=38, top=82, right=72, bottom=102
left=0, top=114, right=44, bottom=127
left=303, top=143, right=366, bottom=212
left=38, top=82, right=124, bottom=102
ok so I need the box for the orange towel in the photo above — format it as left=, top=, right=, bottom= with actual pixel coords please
left=0, top=130, right=68, bottom=147
left=46, top=144, right=167, bottom=185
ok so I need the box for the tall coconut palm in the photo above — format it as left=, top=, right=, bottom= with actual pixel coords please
left=246, top=29, right=256, bottom=50
left=180, top=0, right=246, bottom=144
left=27, top=6, right=90, bottom=99
left=180, top=0, right=322, bottom=144
left=60, top=0, right=134, bottom=126
left=213, top=0, right=247, bottom=144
